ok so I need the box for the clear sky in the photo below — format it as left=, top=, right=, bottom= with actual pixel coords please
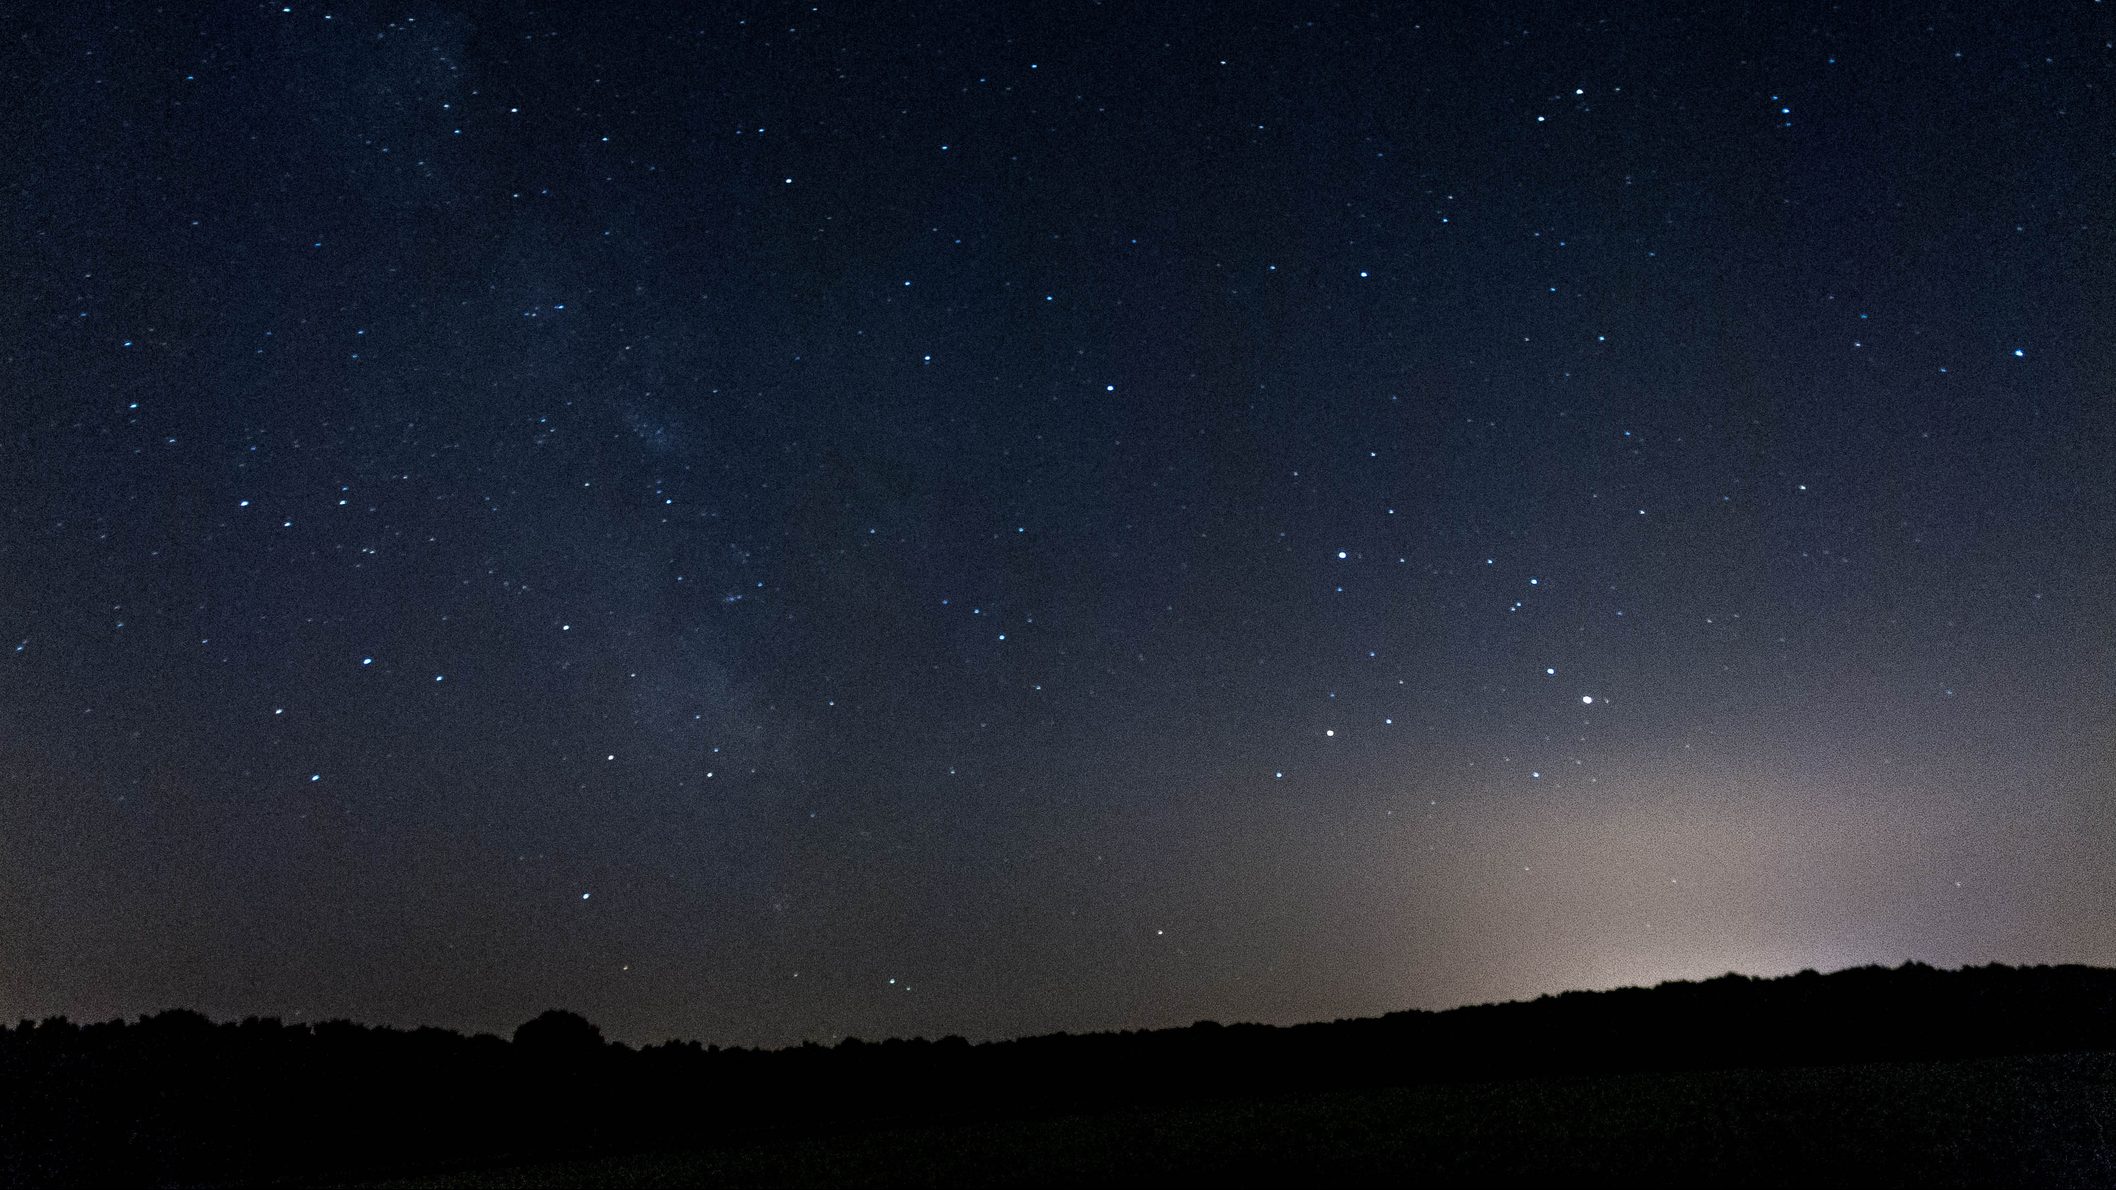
left=2, top=2, right=2111, bottom=1047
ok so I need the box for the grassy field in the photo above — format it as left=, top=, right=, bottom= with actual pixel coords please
left=373, top=1050, right=2116, bottom=1187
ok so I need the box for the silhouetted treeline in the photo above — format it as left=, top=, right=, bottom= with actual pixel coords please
left=4, top=961, right=2113, bottom=1186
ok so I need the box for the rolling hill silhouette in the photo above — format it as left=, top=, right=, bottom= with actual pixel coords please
left=4, top=961, right=2113, bottom=1186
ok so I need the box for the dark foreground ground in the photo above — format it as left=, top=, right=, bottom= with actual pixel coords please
left=369, top=1049, right=2116, bottom=1188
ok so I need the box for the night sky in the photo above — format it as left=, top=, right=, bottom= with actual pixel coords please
left=4, top=3, right=2112, bottom=1048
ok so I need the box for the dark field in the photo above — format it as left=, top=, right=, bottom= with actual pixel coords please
left=376, top=1050, right=2116, bottom=1188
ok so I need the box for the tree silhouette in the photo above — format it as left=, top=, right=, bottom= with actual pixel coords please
left=512, top=1009, right=605, bottom=1057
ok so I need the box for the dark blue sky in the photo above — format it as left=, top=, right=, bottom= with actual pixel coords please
left=2, top=1, right=2111, bottom=1046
